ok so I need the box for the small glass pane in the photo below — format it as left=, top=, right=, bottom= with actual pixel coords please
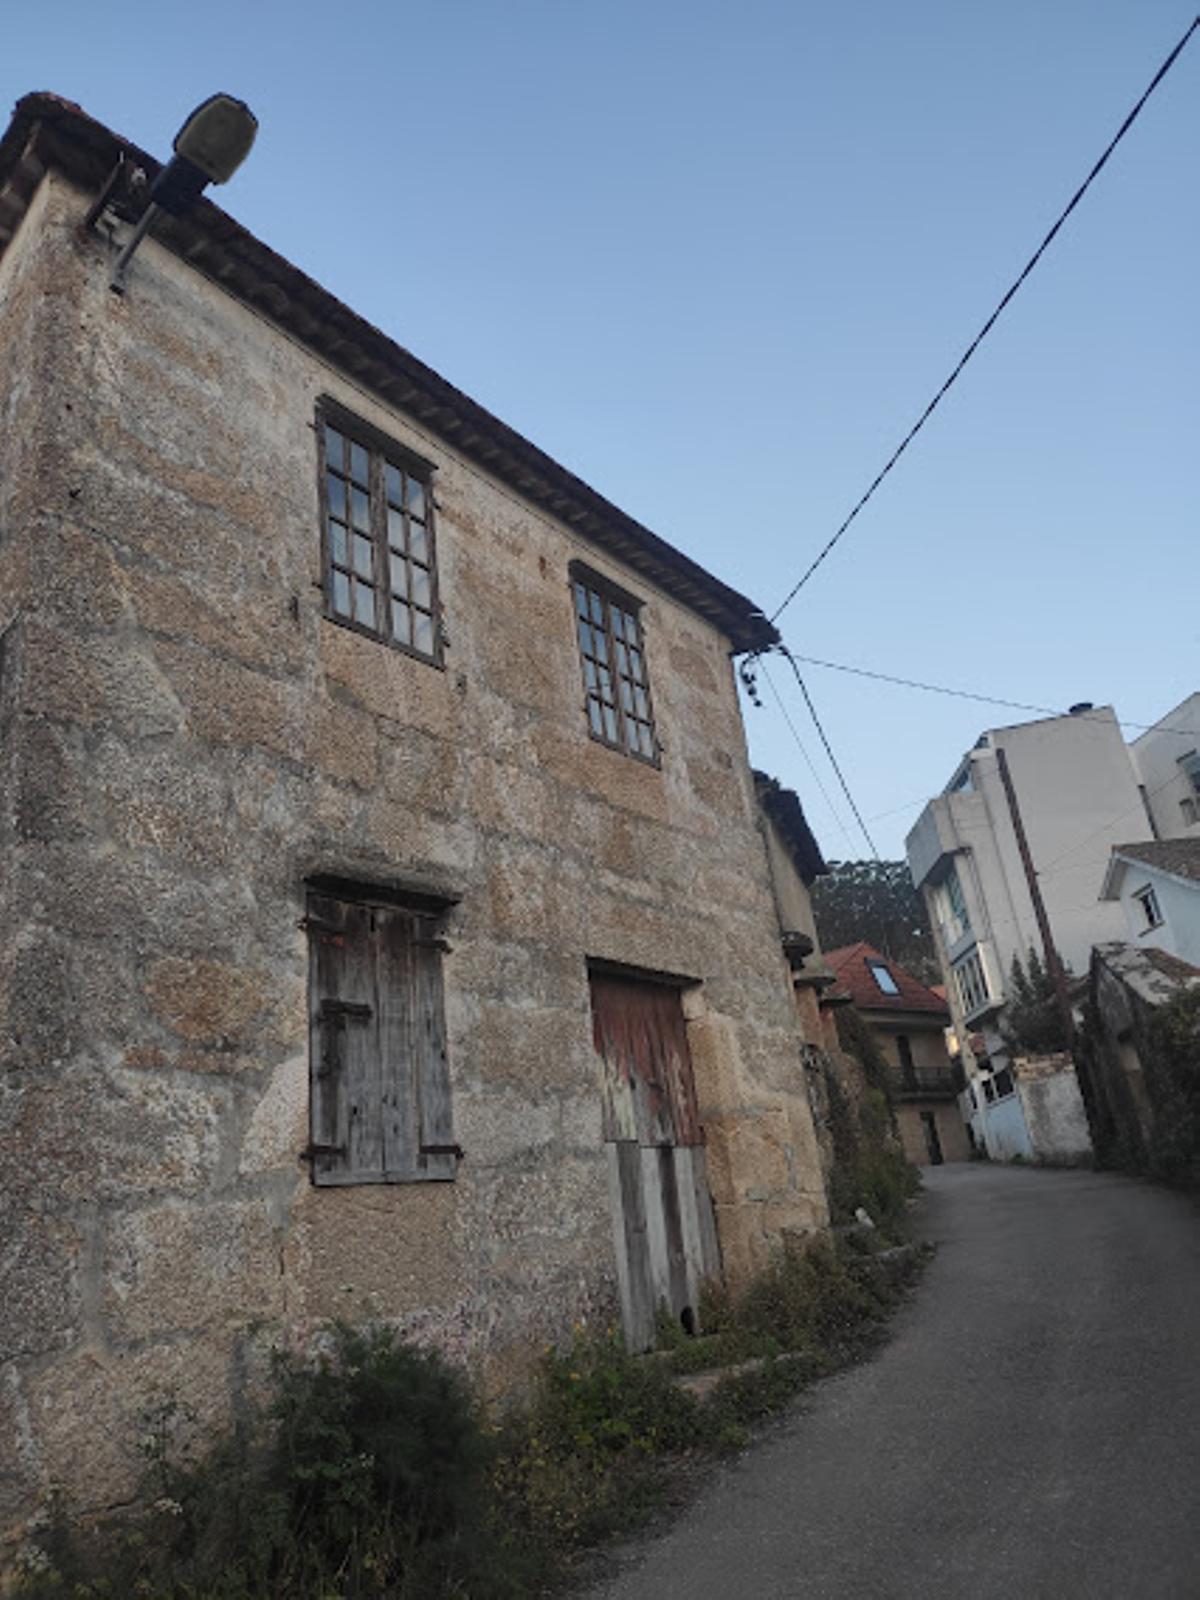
left=589, top=591, right=603, bottom=625
left=329, top=520, right=347, bottom=565
left=577, top=621, right=593, bottom=658
left=407, top=479, right=426, bottom=519
left=351, top=487, right=370, bottom=532
left=633, top=686, right=648, bottom=719
left=409, top=522, right=428, bottom=563
left=349, top=441, right=369, bottom=487
left=411, top=566, right=431, bottom=608
left=623, top=612, right=639, bottom=646
left=324, top=424, right=344, bottom=470
left=390, top=553, right=408, bottom=596
left=575, top=583, right=590, bottom=618
left=629, top=648, right=643, bottom=681
left=611, top=609, right=624, bottom=640
left=583, top=658, right=597, bottom=689
left=385, top=463, right=404, bottom=506
left=602, top=704, right=618, bottom=742
left=597, top=666, right=613, bottom=701
left=352, top=535, right=374, bottom=578
left=614, top=641, right=629, bottom=674
left=587, top=698, right=604, bottom=737
left=326, top=473, right=347, bottom=520
left=413, top=611, right=435, bottom=655
left=637, top=723, right=655, bottom=759
left=354, top=585, right=376, bottom=628
left=619, top=679, right=634, bottom=712
left=392, top=605, right=412, bottom=646
left=624, top=719, right=639, bottom=752
left=332, top=570, right=351, bottom=615
left=388, top=506, right=406, bottom=550
left=591, top=629, right=608, bottom=663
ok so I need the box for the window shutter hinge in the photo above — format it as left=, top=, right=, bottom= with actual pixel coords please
left=420, top=1143, right=464, bottom=1160
left=299, top=1143, right=347, bottom=1163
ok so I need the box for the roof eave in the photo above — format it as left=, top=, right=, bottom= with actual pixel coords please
left=0, top=92, right=779, bottom=656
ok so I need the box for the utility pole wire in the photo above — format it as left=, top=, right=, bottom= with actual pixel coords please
left=778, top=647, right=880, bottom=859
left=770, top=14, right=1200, bottom=624
left=779, top=649, right=1198, bottom=739
left=760, top=659, right=857, bottom=851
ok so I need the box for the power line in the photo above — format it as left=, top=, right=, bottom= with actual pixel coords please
left=779, top=649, right=1199, bottom=739
left=760, top=659, right=857, bottom=851
left=778, top=646, right=880, bottom=858
left=770, top=14, right=1200, bottom=623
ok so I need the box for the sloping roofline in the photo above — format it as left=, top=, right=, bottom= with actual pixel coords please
left=0, top=92, right=779, bottom=656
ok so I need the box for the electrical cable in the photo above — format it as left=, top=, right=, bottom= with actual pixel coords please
left=777, top=649, right=1199, bottom=739
left=778, top=646, right=880, bottom=859
left=760, top=659, right=857, bottom=851
left=770, top=14, right=1200, bottom=623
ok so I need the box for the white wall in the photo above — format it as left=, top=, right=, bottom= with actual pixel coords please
left=1130, top=694, right=1200, bottom=842
left=1116, top=865, right=1200, bottom=968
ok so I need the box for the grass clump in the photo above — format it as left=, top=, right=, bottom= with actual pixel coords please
left=14, top=1242, right=927, bottom=1598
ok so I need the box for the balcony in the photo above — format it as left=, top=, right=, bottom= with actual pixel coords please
left=890, top=1069, right=959, bottom=1101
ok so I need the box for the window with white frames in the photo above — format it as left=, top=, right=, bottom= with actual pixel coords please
left=953, top=948, right=990, bottom=1015
left=1134, top=884, right=1163, bottom=932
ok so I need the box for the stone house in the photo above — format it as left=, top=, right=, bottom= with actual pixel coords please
left=0, top=94, right=829, bottom=1532
left=821, top=944, right=969, bottom=1166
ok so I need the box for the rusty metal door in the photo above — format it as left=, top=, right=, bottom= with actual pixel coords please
left=588, top=971, right=721, bottom=1352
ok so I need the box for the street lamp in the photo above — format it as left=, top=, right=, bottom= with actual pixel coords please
left=110, top=93, right=258, bottom=292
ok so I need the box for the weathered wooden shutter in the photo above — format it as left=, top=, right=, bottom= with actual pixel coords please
left=308, top=892, right=456, bottom=1186
left=307, top=893, right=380, bottom=1186
left=412, top=911, right=456, bottom=1180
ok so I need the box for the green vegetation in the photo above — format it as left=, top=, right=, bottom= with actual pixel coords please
left=810, top=859, right=939, bottom=985
left=1003, top=948, right=1069, bottom=1055
left=1140, top=985, right=1200, bottom=1187
left=13, top=1241, right=927, bottom=1600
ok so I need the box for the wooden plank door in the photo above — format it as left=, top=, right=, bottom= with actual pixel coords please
left=589, top=971, right=721, bottom=1351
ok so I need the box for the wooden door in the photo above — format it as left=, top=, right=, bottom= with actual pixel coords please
left=588, top=971, right=721, bottom=1351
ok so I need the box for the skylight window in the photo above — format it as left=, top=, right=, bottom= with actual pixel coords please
left=867, top=960, right=900, bottom=996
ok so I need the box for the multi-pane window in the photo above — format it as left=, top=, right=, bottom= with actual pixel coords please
left=953, top=948, right=990, bottom=1016
left=572, top=569, right=657, bottom=762
left=320, top=407, right=440, bottom=662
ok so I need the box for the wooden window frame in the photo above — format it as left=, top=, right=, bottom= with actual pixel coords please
left=569, top=561, right=659, bottom=766
left=317, top=399, right=444, bottom=668
left=305, top=883, right=458, bottom=1188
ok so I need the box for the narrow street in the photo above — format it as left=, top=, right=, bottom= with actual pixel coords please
left=584, top=1165, right=1200, bottom=1600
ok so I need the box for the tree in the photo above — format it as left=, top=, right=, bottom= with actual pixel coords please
left=810, top=860, right=939, bottom=985
left=1002, top=948, right=1068, bottom=1055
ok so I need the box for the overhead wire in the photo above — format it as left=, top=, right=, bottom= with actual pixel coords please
left=776, top=649, right=1199, bottom=739
left=777, top=646, right=880, bottom=859
left=769, top=14, right=1200, bottom=623
left=760, top=660, right=857, bottom=851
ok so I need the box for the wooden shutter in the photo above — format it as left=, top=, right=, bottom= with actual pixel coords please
left=307, top=891, right=456, bottom=1186
left=308, top=894, right=380, bottom=1186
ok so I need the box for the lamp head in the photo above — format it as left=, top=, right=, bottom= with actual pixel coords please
left=172, top=93, right=258, bottom=185
left=148, top=93, right=257, bottom=215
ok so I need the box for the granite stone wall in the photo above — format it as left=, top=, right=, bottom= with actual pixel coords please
left=0, top=171, right=828, bottom=1537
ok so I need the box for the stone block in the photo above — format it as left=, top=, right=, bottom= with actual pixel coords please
left=0, top=1207, right=84, bottom=1363
left=102, top=1201, right=284, bottom=1344
left=286, top=1181, right=464, bottom=1325
left=319, top=621, right=456, bottom=733
left=0, top=1367, right=38, bottom=1538
left=239, top=1054, right=309, bottom=1175
left=457, top=999, right=588, bottom=1094
left=304, top=694, right=379, bottom=791
left=153, top=640, right=299, bottom=761
left=21, top=623, right=184, bottom=736
left=143, top=956, right=270, bottom=1047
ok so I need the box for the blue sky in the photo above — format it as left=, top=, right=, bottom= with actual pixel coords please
left=5, top=1, right=1196, bottom=858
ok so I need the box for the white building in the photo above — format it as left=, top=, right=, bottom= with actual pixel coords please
left=1100, top=840, right=1200, bottom=968
left=906, top=706, right=1146, bottom=1050
left=1129, top=693, right=1200, bottom=841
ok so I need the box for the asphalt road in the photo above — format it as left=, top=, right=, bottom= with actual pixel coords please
left=583, top=1164, right=1200, bottom=1600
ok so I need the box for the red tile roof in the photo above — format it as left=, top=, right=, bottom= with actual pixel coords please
left=823, top=943, right=950, bottom=1018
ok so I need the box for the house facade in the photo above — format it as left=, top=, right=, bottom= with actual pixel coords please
left=0, top=95, right=829, bottom=1532
left=822, top=944, right=970, bottom=1166
left=1100, top=841, right=1200, bottom=968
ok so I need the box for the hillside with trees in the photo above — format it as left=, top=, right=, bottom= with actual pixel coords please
left=811, top=859, right=940, bottom=985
